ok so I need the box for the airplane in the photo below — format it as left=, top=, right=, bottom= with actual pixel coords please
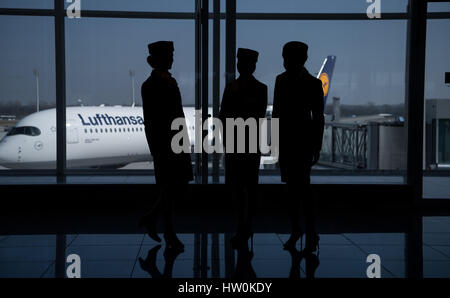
left=0, top=56, right=335, bottom=169
left=0, top=106, right=208, bottom=169
left=316, top=55, right=336, bottom=107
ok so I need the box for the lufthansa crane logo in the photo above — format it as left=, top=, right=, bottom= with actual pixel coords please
left=319, top=73, right=330, bottom=97
left=34, top=141, right=43, bottom=151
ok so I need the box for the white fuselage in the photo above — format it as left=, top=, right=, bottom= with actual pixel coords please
left=0, top=106, right=208, bottom=169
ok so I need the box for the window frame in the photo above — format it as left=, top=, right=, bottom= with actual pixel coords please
left=0, top=0, right=447, bottom=196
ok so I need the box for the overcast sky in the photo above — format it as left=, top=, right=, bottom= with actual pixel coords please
left=0, top=0, right=449, bottom=109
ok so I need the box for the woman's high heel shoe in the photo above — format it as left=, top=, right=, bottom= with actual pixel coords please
left=163, top=232, right=185, bottom=251
left=304, top=251, right=320, bottom=279
left=283, top=229, right=303, bottom=251
left=138, top=214, right=161, bottom=243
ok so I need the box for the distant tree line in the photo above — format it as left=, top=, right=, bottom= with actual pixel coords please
left=325, top=103, right=404, bottom=118
left=0, top=100, right=55, bottom=118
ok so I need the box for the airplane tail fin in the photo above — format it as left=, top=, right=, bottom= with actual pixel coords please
left=317, top=55, right=336, bottom=107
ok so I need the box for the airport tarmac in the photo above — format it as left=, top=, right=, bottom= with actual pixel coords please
left=0, top=126, right=7, bottom=170
left=0, top=129, right=8, bottom=139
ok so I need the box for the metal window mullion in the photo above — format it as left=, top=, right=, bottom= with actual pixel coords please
left=55, top=234, right=66, bottom=278
left=225, top=0, right=236, bottom=84
left=212, top=0, right=220, bottom=184
left=193, top=233, right=200, bottom=277
left=64, top=169, right=154, bottom=176
left=5, top=9, right=435, bottom=20
left=436, top=119, right=439, bottom=164
left=200, top=232, right=208, bottom=277
left=405, top=0, right=427, bottom=206
left=0, top=170, right=56, bottom=176
left=427, top=11, right=450, bottom=19
left=79, top=10, right=194, bottom=19
left=211, top=233, right=220, bottom=277
left=55, top=0, right=66, bottom=181
left=195, top=0, right=202, bottom=184
left=201, top=0, right=209, bottom=184
left=405, top=215, right=423, bottom=278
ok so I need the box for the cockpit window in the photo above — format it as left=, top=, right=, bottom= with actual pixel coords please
left=6, top=126, right=41, bottom=137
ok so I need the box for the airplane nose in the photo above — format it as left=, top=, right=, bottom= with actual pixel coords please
left=0, top=140, right=17, bottom=167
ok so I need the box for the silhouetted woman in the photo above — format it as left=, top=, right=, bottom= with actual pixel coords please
left=219, top=48, right=268, bottom=249
left=139, top=41, right=193, bottom=250
left=272, top=41, right=324, bottom=252
left=139, top=244, right=184, bottom=278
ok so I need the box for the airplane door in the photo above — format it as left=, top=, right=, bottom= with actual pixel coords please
left=67, top=119, right=79, bottom=144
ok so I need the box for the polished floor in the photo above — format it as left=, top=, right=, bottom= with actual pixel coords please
left=0, top=216, right=448, bottom=278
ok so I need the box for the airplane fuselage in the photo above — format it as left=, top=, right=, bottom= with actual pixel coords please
left=0, top=106, right=199, bottom=169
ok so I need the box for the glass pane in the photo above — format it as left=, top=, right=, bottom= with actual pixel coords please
left=63, top=0, right=194, bottom=12
left=235, top=20, right=407, bottom=184
left=65, top=18, right=195, bottom=175
left=428, top=2, right=450, bottom=12
left=0, top=0, right=52, bottom=9
left=0, top=16, right=56, bottom=170
left=237, top=0, right=408, bottom=13
left=423, top=18, right=450, bottom=199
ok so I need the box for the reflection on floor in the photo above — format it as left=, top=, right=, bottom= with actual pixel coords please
left=423, top=217, right=450, bottom=277
left=0, top=216, right=449, bottom=278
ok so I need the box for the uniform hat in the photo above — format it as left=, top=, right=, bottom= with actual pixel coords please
left=282, top=41, right=308, bottom=58
left=147, top=41, right=174, bottom=56
left=237, top=48, right=259, bottom=63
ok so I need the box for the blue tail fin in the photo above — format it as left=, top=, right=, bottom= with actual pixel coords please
left=317, top=55, right=336, bottom=107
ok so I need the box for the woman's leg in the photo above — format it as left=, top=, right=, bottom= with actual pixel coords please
left=162, top=182, right=185, bottom=250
